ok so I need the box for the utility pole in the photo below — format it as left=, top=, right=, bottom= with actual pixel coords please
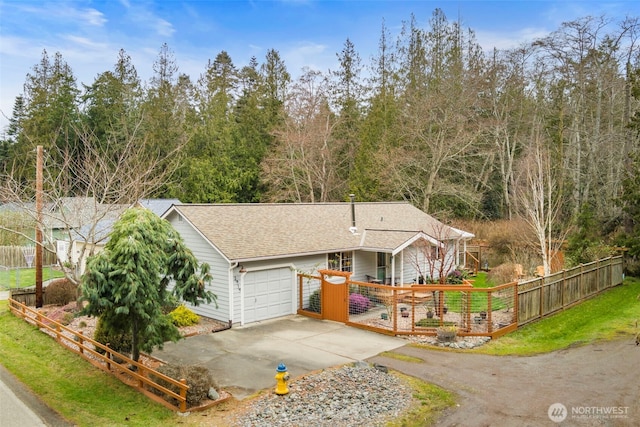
left=35, top=145, right=43, bottom=308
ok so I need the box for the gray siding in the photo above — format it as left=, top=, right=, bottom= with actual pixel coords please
left=167, top=211, right=231, bottom=323
left=400, top=247, right=420, bottom=284
left=352, top=251, right=377, bottom=281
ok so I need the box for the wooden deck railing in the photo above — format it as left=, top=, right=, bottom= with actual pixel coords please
left=8, top=298, right=190, bottom=413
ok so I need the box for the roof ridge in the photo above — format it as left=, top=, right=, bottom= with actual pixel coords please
left=177, top=201, right=409, bottom=207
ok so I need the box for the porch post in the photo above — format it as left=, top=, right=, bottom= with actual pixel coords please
left=391, top=255, right=396, bottom=286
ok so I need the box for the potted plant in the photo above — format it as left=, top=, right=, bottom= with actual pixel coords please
left=426, top=308, right=434, bottom=319
left=436, top=325, right=457, bottom=342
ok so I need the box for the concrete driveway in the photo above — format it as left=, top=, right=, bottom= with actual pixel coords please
left=153, top=315, right=405, bottom=400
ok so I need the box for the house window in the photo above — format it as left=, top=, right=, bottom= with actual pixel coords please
left=328, top=251, right=353, bottom=272
left=417, top=241, right=437, bottom=259
left=376, top=252, right=388, bottom=281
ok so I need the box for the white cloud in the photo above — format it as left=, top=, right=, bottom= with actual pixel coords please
left=82, top=8, right=108, bottom=27
left=475, top=27, right=551, bottom=51
left=283, top=41, right=334, bottom=75
left=155, top=18, right=176, bottom=37
left=124, top=3, right=176, bottom=38
left=60, top=35, right=109, bottom=51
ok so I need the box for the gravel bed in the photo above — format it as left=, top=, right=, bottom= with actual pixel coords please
left=231, top=363, right=413, bottom=427
left=405, top=335, right=492, bottom=349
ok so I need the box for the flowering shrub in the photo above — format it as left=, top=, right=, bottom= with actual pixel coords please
left=446, top=270, right=464, bottom=284
left=349, top=293, right=371, bottom=314
left=170, top=305, right=200, bottom=327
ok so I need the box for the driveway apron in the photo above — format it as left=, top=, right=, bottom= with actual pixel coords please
left=153, top=315, right=405, bottom=399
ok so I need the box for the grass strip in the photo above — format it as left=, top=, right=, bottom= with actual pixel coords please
left=0, top=267, right=65, bottom=290
left=387, top=372, right=456, bottom=427
left=379, top=351, right=424, bottom=363
left=474, top=276, right=640, bottom=355
left=0, top=301, right=179, bottom=427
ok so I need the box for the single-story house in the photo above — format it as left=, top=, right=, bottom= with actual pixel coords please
left=163, top=201, right=474, bottom=326
left=57, top=199, right=181, bottom=277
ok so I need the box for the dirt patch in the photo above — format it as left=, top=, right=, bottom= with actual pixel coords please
left=369, top=338, right=639, bottom=426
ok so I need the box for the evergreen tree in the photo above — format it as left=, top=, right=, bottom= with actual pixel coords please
left=81, top=49, right=143, bottom=152
left=331, top=38, right=365, bottom=186
left=81, top=207, right=215, bottom=363
left=144, top=43, right=188, bottom=197
left=260, top=49, right=290, bottom=127
left=12, top=50, right=80, bottom=182
left=352, top=20, right=399, bottom=201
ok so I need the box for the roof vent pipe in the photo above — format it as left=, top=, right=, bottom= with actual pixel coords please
left=349, top=194, right=357, bottom=233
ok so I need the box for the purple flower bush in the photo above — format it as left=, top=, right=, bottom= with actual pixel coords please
left=446, top=270, right=464, bottom=284
left=349, top=293, right=372, bottom=314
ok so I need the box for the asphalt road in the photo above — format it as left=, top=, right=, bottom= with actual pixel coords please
left=369, top=338, right=639, bottom=426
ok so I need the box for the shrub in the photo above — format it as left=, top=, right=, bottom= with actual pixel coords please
left=45, top=278, right=78, bottom=305
left=308, top=289, right=321, bottom=313
left=153, top=364, right=216, bottom=407
left=487, top=263, right=519, bottom=286
left=61, top=312, right=74, bottom=326
left=446, top=270, right=464, bottom=284
left=169, top=305, right=200, bottom=327
left=349, top=293, right=371, bottom=314
left=94, top=315, right=132, bottom=356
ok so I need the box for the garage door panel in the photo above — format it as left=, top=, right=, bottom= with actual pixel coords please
left=244, top=268, right=293, bottom=323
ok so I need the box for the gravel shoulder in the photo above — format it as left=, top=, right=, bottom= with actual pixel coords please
left=369, top=338, right=640, bottom=426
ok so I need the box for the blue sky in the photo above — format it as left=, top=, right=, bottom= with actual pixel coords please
left=1, top=0, right=638, bottom=131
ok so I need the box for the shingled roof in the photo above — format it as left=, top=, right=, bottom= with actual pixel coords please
left=168, top=202, right=473, bottom=262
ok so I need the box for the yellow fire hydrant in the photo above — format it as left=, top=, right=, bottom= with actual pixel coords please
left=274, top=363, right=290, bottom=395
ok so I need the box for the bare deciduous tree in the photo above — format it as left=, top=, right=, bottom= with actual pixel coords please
left=514, top=128, right=571, bottom=276
left=262, top=68, right=347, bottom=202
left=0, top=120, right=185, bottom=284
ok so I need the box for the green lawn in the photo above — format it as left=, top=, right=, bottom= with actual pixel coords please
left=0, top=300, right=181, bottom=427
left=444, top=290, right=506, bottom=313
left=472, top=276, right=640, bottom=355
left=468, top=271, right=490, bottom=287
left=0, top=267, right=65, bottom=290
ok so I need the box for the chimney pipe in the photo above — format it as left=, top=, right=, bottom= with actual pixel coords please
left=349, top=194, right=356, bottom=231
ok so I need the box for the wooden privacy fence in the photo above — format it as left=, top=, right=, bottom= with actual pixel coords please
left=0, top=245, right=57, bottom=268
left=8, top=299, right=190, bottom=413
left=10, top=283, right=81, bottom=306
left=517, top=256, right=624, bottom=325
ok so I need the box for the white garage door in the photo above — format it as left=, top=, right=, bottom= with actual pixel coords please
left=244, top=268, right=293, bottom=323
